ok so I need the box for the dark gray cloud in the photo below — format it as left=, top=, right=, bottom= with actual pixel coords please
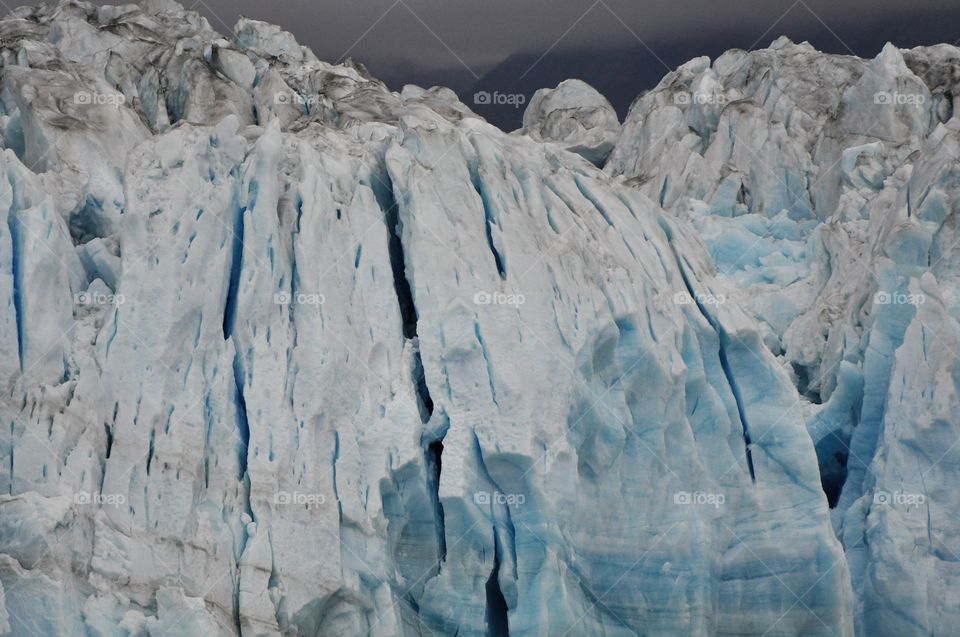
left=14, top=1, right=960, bottom=75
left=200, top=0, right=960, bottom=129
left=189, top=0, right=960, bottom=73
left=10, top=0, right=960, bottom=128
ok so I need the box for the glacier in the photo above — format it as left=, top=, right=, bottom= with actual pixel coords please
left=604, top=37, right=960, bottom=636
left=0, top=2, right=956, bottom=636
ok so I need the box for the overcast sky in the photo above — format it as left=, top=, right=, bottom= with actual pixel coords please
left=14, top=1, right=960, bottom=72
left=11, top=0, right=960, bottom=126
left=178, top=0, right=960, bottom=76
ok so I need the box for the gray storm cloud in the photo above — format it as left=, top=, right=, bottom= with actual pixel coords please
left=19, top=0, right=960, bottom=78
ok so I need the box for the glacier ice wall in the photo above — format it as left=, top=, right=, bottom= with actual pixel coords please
left=0, top=2, right=956, bottom=636
left=605, top=35, right=960, bottom=636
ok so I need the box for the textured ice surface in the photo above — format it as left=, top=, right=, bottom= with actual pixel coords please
left=0, top=2, right=954, bottom=637
left=607, top=36, right=960, bottom=636
left=517, top=79, right=620, bottom=166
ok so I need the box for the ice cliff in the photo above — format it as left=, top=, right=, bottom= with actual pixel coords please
left=0, top=2, right=953, bottom=636
left=604, top=36, right=960, bottom=636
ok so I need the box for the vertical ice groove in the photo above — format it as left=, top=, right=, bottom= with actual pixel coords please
left=8, top=210, right=23, bottom=371
left=332, top=430, right=343, bottom=529
left=7, top=421, right=12, bottom=495
left=717, top=335, right=757, bottom=481
left=466, top=149, right=507, bottom=280
left=573, top=174, right=615, bottom=227
left=372, top=155, right=447, bottom=571
left=374, top=164, right=418, bottom=341
left=661, top=222, right=757, bottom=481
left=426, top=440, right=446, bottom=561
left=231, top=354, right=250, bottom=477
left=473, top=433, right=516, bottom=635
left=222, top=181, right=251, bottom=476
left=201, top=393, right=213, bottom=489
left=484, top=534, right=509, bottom=637
left=474, top=323, right=500, bottom=408
left=145, top=427, right=155, bottom=476
left=222, top=201, right=246, bottom=339
left=372, top=160, right=435, bottom=417
left=220, top=171, right=254, bottom=634
left=229, top=335, right=252, bottom=635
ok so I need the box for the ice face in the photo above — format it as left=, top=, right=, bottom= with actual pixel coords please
left=0, top=2, right=954, bottom=636
left=607, top=37, right=960, bottom=636
left=517, top=79, right=621, bottom=166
